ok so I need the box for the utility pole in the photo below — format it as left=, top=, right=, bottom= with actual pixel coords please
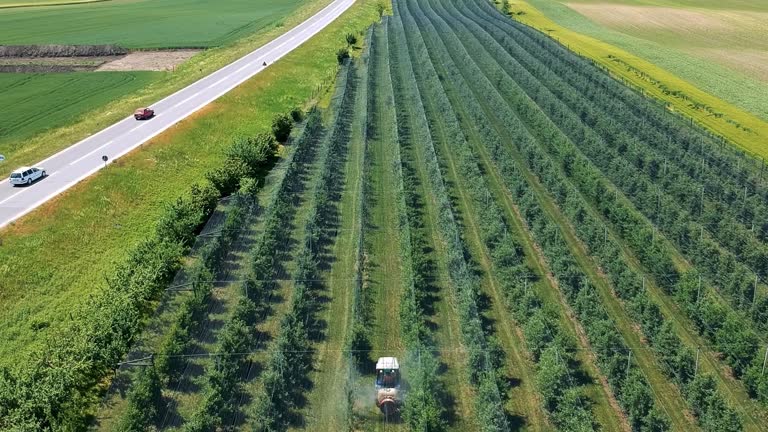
left=696, top=274, right=702, bottom=304
left=695, top=347, right=700, bottom=376
left=762, top=346, right=768, bottom=376
left=754, top=275, right=759, bottom=304
left=626, top=350, right=633, bottom=377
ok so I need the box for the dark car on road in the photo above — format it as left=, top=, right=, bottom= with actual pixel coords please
left=134, top=107, right=155, bottom=120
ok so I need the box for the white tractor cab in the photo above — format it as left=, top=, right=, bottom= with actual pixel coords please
left=375, top=357, right=401, bottom=416
left=9, top=166, right=46, bottom=186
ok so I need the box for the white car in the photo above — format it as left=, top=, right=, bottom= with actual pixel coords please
left=9, top=166, right=46, bottom=186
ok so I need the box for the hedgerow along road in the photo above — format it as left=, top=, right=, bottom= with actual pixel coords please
left=0, top=0, right=355, bottom=229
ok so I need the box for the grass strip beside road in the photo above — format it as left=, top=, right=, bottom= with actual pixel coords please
left=0, top=0, right=382, bottom=369
left=0, top=0, right=336, bottom=178
left=492, top=0, right=768, bottom=161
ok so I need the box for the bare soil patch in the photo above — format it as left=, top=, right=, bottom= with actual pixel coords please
left=96, top=50, right=200, bottom=72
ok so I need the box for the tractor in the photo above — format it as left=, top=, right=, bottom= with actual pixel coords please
left=375, top=357, right=401, bottom=416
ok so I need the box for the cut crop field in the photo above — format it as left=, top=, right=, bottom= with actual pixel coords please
left=0, top=72, right=158, bottom=150
left=0, top=0, right=314, bottom=48
left=4, top=0, right=768, bottom=431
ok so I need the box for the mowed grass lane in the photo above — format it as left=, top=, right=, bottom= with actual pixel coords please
left=353, top=22, right=409, bottom=431
left=301, top=45, right=368, bottom=431
left=0, top=72, right=158, bottom=152
left=0, top=0, right=382, bottom=369
left=0, top=0, right=310, bottom=48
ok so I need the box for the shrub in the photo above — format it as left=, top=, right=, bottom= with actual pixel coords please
left=115, top=366, right=163, bottom=432
left=271, top=113, right=293, bottom=143
left=345, top=33, right=358, bottom=46
left=290, top=107, right=304, bottom=122
left=226, top=133, right=277, bottom=176
left=205, top=160, right=247, bottom=196
left=336, top=48, right=350, bottom=64
left=155, top=182, right=220, bottom=246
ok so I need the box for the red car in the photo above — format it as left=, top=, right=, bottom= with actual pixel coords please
left=134, top=107, right=154, bottom=120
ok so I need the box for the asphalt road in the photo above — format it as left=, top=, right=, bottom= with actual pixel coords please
left=0, top=0, right=355, bottom=229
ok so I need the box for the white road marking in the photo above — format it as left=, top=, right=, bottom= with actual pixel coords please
left=0, top=189, right=25, bottom=206
left=174, top=92, right=202, bottom=107
left=69, top=141, right=114, bottom=166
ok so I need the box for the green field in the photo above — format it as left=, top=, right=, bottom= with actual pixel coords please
left=522, top=0, right=768, bottom=121
left=0, top=0, right=313, bottom=48
left=0, top=0, right=107, bottom=6
left=0, top=72, right=158, bottom=151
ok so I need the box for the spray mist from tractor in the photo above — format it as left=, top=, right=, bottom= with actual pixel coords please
left=374, top=356, right=401, bottom=417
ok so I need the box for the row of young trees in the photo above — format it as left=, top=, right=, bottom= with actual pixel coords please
left=400, top=1, right=674, bottom=429
left=344, top=27, right=374, bottom=427
left=453, top=0, right=768, bottom=409
left=250, top=60, right=358, bottom=431
left=391, top=5, right=514, bottom=430
left=475, top=0, right=768, bottom=227
left=467, top=5, right=746, bottom=429
left=115, top=181, right=251, bottom=431
left=114, top=115, right=306, bottom=430
left=452, top=13, right=739, bottom=427
left=179, top=109, right=322, bottom=430
left=377, top=17, right=449, bottom=431
left=400, top=1, right=602, bottom=428
left=477, top=0, right=768, bottom=253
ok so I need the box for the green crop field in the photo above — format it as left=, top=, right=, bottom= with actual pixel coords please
left=4, top=0, right=768, bottom=431
left=0, top=0, right=315, bottom=48
left=0, top=0, right=107, bottom=6
left=0, top=72, right=158, bottom=151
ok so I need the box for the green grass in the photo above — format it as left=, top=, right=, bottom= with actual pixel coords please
left=0, top=0, right=108, bottom=6
left=0, top=0, right=330, bottom=177
left=0, top=0, right=382, bottom=369
left=0, top=0, right=311, bottom=48
left=0, top=72, right=159, bottom=151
